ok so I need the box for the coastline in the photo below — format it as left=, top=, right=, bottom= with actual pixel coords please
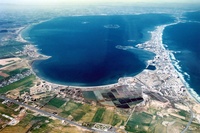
left=137, top=23, right=200, bottom=103
left=18, top=18, right=200, bottom=103
left=19, top=21, right=119, bottom=89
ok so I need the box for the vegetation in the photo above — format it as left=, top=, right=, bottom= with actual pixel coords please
left=112, top=114, right=122, bottom=126
left=80, top=106, right=98, bottom=123
left=37, top=95, right=56, bottom=106
left=0, top=102, right=19, bottom=116
left=82, top=91, right=97, bottom=101
left=0, top=76, right=4, bottom=80
left=178, top=110, right=189, bottom=117
left=30, top=116, right=51, bottom=133
left=92, top=108, right=105, bottom=123
left=71, top=104, right=91, bottom=121
left=6, top=68, right=29, bottom=76
left=47, top=97, right=66, bottom=108
left=61, top=101, right=82, bottom=116
left=0, top=75, right=35, bottom=93
left=125, top=112, right=152, bottom=132
left=0, top=40, right=24, bottom=58
left=0, top=114, right=32, bottom=132
left=18, top=114, right=34, bottom=127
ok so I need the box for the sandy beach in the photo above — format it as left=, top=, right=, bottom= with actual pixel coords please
left=137, top=23, right=200, bottom=103
left=17, top=19, right=200, bottom=104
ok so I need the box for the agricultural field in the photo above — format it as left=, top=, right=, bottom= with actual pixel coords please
left=0, top=100, right=21, bottom=131
left=47, top=97, right=66, bottom=108
left=0, top=74, right=35, bottom=93
left=59, top=100, right=128, bottom=127
left=0, top=99, right=19, bottom=116
left=0, top=110, right=92, bottom=133
left=60, top=101, right=82, bottom=117
left=4, top=68, right=29, bottom=76
left=125, top=112, right=153, bottom=132
left=0, top=76, right=4, bottom=80
left=125, top=110, right=200, bottom=133
left=0, top=114, right=33, bottom=133
left=35, top=94, right=56, bottom=107
left=92, top=108, right=106, bottom=123
left=31, top=119, right=92, bottom=133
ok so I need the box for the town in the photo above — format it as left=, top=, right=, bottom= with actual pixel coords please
left=0, top=23, right=200, bottom=133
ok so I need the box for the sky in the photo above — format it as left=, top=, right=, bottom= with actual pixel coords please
left=1, top=0, right=200, bottom=5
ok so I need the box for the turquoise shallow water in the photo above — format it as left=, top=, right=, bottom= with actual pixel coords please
left=23, top=14, right=174, bottom=86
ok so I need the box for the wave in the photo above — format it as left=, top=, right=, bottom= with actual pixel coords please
left=165, top=26, right=200, bottom=102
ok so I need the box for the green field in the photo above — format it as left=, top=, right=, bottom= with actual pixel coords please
left=0, top=76, right=4, bottom=80
left=178, top=110, right=189, bottom=117
left=125, top=112, right=153, bottom=132
left=70, top=104, right=91, bottom=121
left=36, top=95, right=56, bottom=106
left=61, top=101, right=82, bottom=116
left=5, top=68, right=29, bottom=76
left=82, top=91, right=97, bottom=101
left=30, top=116, right=51, bottom=133
left=0, top=112, right=52, bottom=133
left=0, top=75, right=35, bottom=93
left=47, top=98, right=66, bottom=108
left=92, top=108, right=105, bottom=123
left=0, top=102, right=19, bottom=116
left=112, top=114, right=122, bottom=126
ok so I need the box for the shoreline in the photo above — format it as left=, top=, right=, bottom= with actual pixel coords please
left=19, top=22, right=119, bottom=89
left=139, top=23, right=200, bottom=103
left=18, top=18, right=200, bottom=103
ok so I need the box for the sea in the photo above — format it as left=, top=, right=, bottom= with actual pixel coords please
left=163, top=11, right=200, bottom=100
left=22, top=11, right=200, bottom=101
left=22, top=14, right=175, bottom=86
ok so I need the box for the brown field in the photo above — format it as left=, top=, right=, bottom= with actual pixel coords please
left=42, top=105, right=63, bottom=114
left=1, top=59, right=29, bottom=72
left=0, top=124, right=32, bottom=133
left=0, top=71, right=9, bottom=77
left=46, top=120, right=92, bottom=133
left=101, top=108, right=114, bottom=124
left=0, top=58, right=21, bottom=66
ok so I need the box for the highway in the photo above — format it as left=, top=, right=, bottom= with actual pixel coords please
left=0, top=95, right=93, bottom=132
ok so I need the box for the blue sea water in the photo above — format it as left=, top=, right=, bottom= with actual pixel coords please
left=23, top=14, right=174, bottom=86
left=163, top=11, right=200, bottom=96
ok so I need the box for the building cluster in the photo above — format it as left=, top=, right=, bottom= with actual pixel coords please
left=30, top=81, right=54, bottom=95
left=23, top=45, right=49, bottom=60
left=135, top=26, right=187, bottom=103
left=57, top=87, right=84, bottom=102
left=28, top=81, right=85, bottom=104
left=92, top=123, right=112, bottom=132
left=23, top=45, right=39, bottom=58
left=0, top=70, right=32, bottom=88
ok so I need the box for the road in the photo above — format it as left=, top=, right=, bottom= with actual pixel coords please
left=0, top=95, right=93, bottom=132
left=124, top=106, right=136, bottom=126
left=181, top=103, right=194, bottom=133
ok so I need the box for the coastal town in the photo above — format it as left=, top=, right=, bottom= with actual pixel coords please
left=0, top=2, right=200, bottom=132
left=0, top=21, right=200, bottom=133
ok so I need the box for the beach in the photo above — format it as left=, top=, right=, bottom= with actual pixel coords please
left=24, top=15, right=174, bottom=86
left=135, top=23, right=200, bottom=103
left=16, top=15, right=200, bottom=104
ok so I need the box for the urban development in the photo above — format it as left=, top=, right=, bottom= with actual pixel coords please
left=0, top=4, right=200, bottom=133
